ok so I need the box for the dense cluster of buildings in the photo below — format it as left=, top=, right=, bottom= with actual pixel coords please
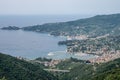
left=67, top=35, right=88, bottom=40
left=34, top=59, right=62, bottom=67
left=89, top=50, right=120, bottom=63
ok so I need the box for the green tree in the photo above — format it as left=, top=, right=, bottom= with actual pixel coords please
left=0, top=77, right=7, bottom=80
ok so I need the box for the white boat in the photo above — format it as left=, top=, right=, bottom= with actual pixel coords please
left=48, top=52, right=54, bottom=56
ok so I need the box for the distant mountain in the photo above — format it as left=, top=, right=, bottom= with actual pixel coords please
left=22, top=13, right=120, bottom=37
left=0, top=53, right=57, bottom=80
left=1, top=26, right=20, bottom=30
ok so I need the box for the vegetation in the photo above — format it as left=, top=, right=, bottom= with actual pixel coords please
left=22, top=14, right=120, bottom=37
left=54, top=58, right=120, bottom=80
left=1, top=13, right=120, bottom=80
left=36, top=57, right=52, bottom=62
left=55, top=58, right=95, bottom=80
left=1, top=52, right=120, bottom=80
left=0, top=77, right=7, bottom=80
left=1, top=26, right=20, bottom=30
left=92, top=58, right=120, bottom=80
left=93, top=69, right=120, bottom=80
left=0, top=53, right=58, bottom=80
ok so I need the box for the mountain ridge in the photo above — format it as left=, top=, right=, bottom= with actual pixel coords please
left=1, top=13, right=120, bottom=37
left=22, top=13, right=120, bottom=37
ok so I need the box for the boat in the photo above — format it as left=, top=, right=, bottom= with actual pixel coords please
left=48, top=52, right=54, bottom=56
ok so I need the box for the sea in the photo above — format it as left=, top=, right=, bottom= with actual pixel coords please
left=0, top=15, right=97, bottom=60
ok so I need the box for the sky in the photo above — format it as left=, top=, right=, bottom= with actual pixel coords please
left=0, top=0, right=120, bottom=15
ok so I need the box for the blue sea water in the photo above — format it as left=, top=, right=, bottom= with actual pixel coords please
left=0, top=30, right=66, bottom=59
left=0, top=30, right=97, bottom=60
left=0, top=15, right=96, bottom=60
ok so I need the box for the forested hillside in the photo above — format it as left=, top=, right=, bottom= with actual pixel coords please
left=23, top=14, right=120, bottom=37
left=0, top=53, right=57, bottom=80
left=54, top=58, right=120, bottom=80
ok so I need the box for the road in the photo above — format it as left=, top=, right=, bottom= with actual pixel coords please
left=44, top=69, right=70, bottom=73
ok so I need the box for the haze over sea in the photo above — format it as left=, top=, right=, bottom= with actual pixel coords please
left=0, top=15, right=93, bottom=27
left=0, top=15, right=96, bottom=60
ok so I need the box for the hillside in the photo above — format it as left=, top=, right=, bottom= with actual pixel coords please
left=58, top=35, right=120, bottom=54
left=53, top=57, right=120, bottom=80
left=1, top=13, right=120, bottom=80
left=1, top=26, right=20, bottom=30
left=0, top=53, right=57, bottom=80
left=92, top=58, right=120, bottom=80
left=22, top=13, right=120, bottom=37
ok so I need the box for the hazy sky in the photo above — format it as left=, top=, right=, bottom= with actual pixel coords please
left=0, top=0, right=120, bottom=15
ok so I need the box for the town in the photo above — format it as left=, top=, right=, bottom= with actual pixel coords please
left=59, top=34, right=120, bottom=63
